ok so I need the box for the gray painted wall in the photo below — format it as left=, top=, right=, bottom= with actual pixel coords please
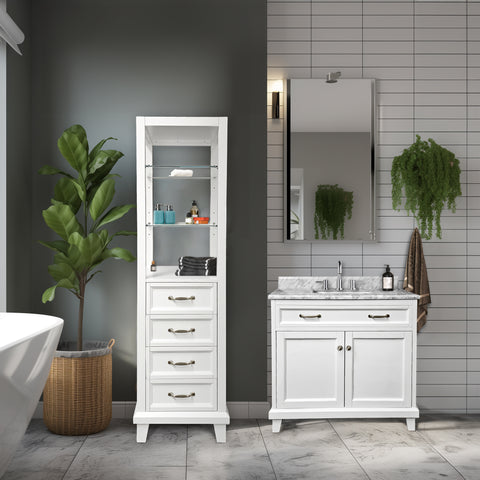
left=28, top=0, right=266, bottom=401
left=7, top=0, right=31, bottom=312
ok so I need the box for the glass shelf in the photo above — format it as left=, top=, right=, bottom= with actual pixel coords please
left=145, top=165, right=218, bottom=169
left=146, top=223, right=217, bottom=227
left=152, top=176, right=211, bottom=180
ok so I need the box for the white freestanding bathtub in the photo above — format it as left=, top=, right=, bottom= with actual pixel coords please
left=0, top=313, right=63, bottom=478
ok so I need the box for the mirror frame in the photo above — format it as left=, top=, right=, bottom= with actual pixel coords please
left=284, top=78, right=377, bottom=243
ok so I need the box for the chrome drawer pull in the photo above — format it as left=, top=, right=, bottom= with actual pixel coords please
left=337, top=345, right=343, bottom=351
left=168, top=360, right=195, bottom=366
left=368, top=314, right=390, bottom=319
left=299, top=314, right=322, bottom=319
left=346, top=345, right=352, bottom=351
left=168, top=295, right=196, bottom=301
left=168, top=392, right=195, bottom=399
left=168, top=328, right=195, bottom=334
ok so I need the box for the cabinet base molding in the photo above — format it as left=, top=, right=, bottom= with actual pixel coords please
left=269, top=407, right=420, bottom=431
left=134, top=408, right=230, bottom=443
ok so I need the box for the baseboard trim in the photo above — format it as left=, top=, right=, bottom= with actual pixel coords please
left=33, top=401, right=270, bottom=420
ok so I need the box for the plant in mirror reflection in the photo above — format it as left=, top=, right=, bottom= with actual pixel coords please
left=314, top=184, right=353, bottom=240
left=38, top=125, right=136, bottom=350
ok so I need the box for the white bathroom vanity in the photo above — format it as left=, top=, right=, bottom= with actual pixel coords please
left=268, top=276, right=420, bottom=432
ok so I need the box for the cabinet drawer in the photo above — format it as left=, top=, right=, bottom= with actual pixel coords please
left=148, top=379, right=216, bottom=411
left=148, top=315, right=216, bottom=347
left=149, top=347, right=216, bottom=379
left=147, top=283, right=216, bottom=315
left=277, top=304, right=411, bottom=329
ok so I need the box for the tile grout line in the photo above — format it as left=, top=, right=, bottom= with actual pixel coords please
left=257, top=419, right=279, bottom=480
left=61, top=434, right=89, bottom=480
left=328, top=420, right=372, bottom=480
left=185, top=424, right=189, bottom=480
left=416, top=429, right=467, bottom=480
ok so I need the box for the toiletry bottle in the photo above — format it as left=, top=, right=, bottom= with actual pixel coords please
left=382, top=264, right=394, bottom=291
left=153, top=203, right=164, bottom=224
left=150, top=260, right=157, bottom=272
left=165, top=205, right=176, bottom=224
left=190, top=200, right=199, bottom=218
left=185, top=211, right=193, bottom=224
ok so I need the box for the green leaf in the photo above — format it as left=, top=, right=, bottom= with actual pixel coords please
left=114, top=230, right=137, bottom=237
left=42, top=285, right=57, bottom=303
left=69, top=178, right=86, bottom=202
left=54, top=177, right=82, bottom=213
left=39, top=240, right=69, bottom=255
left=90, top=178, right=115, bottom=221
left=39, top=165, right=73, bottom=178
left=88, top=150, right=112, bottom=176
left=99, top=229, right=109, bottom=245
left=103, top=247, right=135, bottom=262
left=55, top=245, right=83, bottom=272
left=57, top=127, right=89, bottom=177
left=68, top=232, right=105, bottom=267
left=48, top=262, right=77, bottom=286
left=87, top=150, right=124, bottom=184
left=89, top=137, right=116, bottom=164
left=42, top=204, right=83, bottom=241
left=97, top=204, right=135, bottom=229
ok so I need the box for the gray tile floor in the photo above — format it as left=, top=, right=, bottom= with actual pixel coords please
left=4, top=416, right=480, bottom=479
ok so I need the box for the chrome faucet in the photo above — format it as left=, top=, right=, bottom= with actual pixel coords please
left=336, top=261, right=343, bottom=291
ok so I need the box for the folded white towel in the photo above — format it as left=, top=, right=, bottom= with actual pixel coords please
left=169, top=169, right=193, bottom=177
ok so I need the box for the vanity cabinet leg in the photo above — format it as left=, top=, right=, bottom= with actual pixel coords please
left=406, top=418, right=416, bottom=431
left=136, top=424, right=149, bottom=443
left=214, top=424, right=227, bottom=443
left=272, top=419, right=282, bottom=433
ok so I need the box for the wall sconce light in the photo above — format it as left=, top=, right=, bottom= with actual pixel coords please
left=272, top=92, right=280, bottom=119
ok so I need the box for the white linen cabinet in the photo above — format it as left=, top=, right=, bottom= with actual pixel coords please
left=134, top=117, right=229, bottom=443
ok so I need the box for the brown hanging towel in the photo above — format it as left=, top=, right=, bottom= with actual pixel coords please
left=403, top=227, right=431, bottom=332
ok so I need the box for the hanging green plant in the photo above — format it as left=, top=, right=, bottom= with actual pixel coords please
left=391, top=135, right=462, bottom=240
left=314, top=184, right=353, bottom=240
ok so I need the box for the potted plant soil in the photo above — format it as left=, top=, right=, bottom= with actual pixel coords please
left=39, top=124, right=135, bottom=435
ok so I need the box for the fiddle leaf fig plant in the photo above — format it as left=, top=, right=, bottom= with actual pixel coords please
left=314, top=184, right=353, bottom=240
left=39, top=125, right=136, bottom=351
left=391, top=135, right=462, bottom=240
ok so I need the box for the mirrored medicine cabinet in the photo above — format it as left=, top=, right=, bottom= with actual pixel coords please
left=285, top=78, right=376, bottom=242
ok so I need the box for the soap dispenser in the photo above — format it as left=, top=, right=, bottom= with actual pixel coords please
left=165, top=205, right=176, bottom=224
left=153, top=203, right=164, bottom=224
left=382, top=264, right=394, bottom=291
left=190, top=200, right=199, bottom=218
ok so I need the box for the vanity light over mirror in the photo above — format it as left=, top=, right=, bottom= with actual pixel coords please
left=285, top=78, right=376, bottom=242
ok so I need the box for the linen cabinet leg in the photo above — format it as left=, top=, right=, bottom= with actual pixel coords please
left=213, top=424, right=226, bottom=443
left=136, top=424, right=149, bottom=443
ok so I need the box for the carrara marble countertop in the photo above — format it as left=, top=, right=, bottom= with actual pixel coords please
left=268, top=276, right=420, bottom=301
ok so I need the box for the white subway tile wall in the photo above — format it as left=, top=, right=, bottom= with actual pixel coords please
left=267, top=0, right=480, bottom=413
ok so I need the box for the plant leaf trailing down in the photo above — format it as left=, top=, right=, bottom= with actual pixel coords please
left=314, top=184, right=353, bottom=240
left=391, top=135, right=461, bottom=240
left=39, top=125, right=136, bottom=350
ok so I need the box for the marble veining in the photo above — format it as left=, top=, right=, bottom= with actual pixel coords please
left=4, top=418, right=480, bottom=479
left=269, top=276, right=420, bottom=301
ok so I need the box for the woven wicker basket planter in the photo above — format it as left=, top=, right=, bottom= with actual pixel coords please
left=43, top=339, right=115, bottom=435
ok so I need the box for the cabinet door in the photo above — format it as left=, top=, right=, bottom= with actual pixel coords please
left=345, top=332, right=412, bottom=408
left=277, top=332, right=344, bottom=409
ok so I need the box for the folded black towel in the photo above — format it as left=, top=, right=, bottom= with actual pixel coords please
left=175, top=266, right=216, bottom=276
left=179, top=256, right=216, bottom=269
left=176, top=256, right=217, bottom=276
